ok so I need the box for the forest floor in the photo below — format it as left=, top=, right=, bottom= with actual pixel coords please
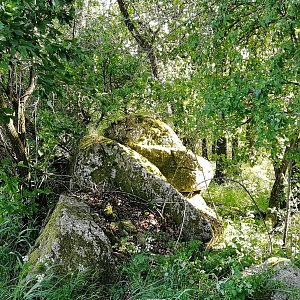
left=1, top=164, right=300, bottom=299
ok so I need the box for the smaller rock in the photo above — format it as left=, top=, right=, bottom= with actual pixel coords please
left=244, top=257, right=300, bottom=300
left=26, top=194, right=115, bottom=283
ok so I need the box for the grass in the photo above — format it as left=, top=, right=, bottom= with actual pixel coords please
left=1, top=220, right=297, bottom=300
left=0, top=216, right=35, bottom=299
left=0, top=161, right=299, bottom=299
left=202, top=182, right=270, bottom=217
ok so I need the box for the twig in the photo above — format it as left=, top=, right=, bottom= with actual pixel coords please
left=175, top=199, right=187, bottom=248
left=282, top=162, right=293, bottom=247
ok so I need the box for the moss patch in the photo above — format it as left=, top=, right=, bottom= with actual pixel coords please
left=72, top=136, right=215, bottom=242
left=129, top=144, right=207, bottom=192
left=103, top=114, right=185, bottom=149
left=26, top=195, right=115, bottom=283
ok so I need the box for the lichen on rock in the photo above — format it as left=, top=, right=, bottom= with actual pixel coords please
left=26, top=194, right=115, bottom=283
left=103, top=114, right=185, bottom=149
left=103, top=114, right=214, bottom=192
left=72, top=135, right=215, bottom=242
left=128, top=144, right=214, bottom=192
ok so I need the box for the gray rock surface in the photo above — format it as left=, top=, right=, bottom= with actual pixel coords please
left=244, top=257, right=300, bottom=300
left=71, top=134, right=215, bottom=242
left=27, top=194, right=115, bottom=282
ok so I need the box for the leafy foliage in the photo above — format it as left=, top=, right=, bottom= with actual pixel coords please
left=0, top=159, right=46, bottom=219
left=196, top=0, right=300, bottom=160
left=0, top=1, right=299, bottom=299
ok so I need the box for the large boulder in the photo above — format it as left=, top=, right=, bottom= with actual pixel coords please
left=129, top=144, right=214, bottom=192
left=103, top=115, right=214, bottom=192
left=71, top=134, right=215, bottom=242
left=26, top=194, right=115, bottom=282
left=103, top=114, right=185, bottom=149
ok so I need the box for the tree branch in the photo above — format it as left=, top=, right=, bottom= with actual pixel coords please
left=117, top=0, right=160, bottom=80
left=20, top=65, right=36, bottom=103
left=284, top=81, right=300, bottom=86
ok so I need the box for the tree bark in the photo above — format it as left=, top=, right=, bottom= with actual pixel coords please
left=291, top=163, right=300, bottom=207
left=245, top=122, right=255, bottom=165
left=0, top=65, right=35, bottom=183
left=269, top=135, right=300, bottom=208
left=3, top=119, right=30, bottom=179
left=282, top=162, right=292, bottom=247
left=269, top=161, right=290, bottom=209
left=214, top=136, right=227, bottom=184
left=231, top=137, right=238, bottom=160
left=117, top=0, right=160, bottom=81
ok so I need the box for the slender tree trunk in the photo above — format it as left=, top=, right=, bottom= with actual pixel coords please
left=202, top=138, right=208, bottom=159
left=212, top=141, right=216, bottom=156
left=291, top=163, right=300, bottom=207
left=269, top=135, right=299, bottom=208
left=215, top=137, right=227, bottom=184
left=3, top=119, right=29, bottom=179
left=283, top=162, right=292, bottom=247
left=182, top=136, right=195, bottom=152
left=269, top=161, right=289, bottom=209
left=232, top=137, right=238, bottom=160
left=117, top=0, right=160, bottom=81
left=0, top=65, right=35, bottom=184
left=246, top=122, right=255, bottom=165
left=229, top=137, right=240, bottom=176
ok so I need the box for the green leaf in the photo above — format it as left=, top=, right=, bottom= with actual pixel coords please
left=0, top=108, right=14, bottom=123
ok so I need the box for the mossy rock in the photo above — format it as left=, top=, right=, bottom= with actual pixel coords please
left=130, top=144, right=214, bottom=192
left=244, top=257, right=300, bottom=300
left=26, top=194, right=115, bottom=283
left=103, top=114, right=185, bottom=149
left=71, top=135, right=214, bottom=242
left=103, top=114, right=214, bottom=192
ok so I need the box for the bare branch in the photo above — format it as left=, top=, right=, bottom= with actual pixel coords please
left=284, top=81, right=300, bottom=86
left=117, top=0, right=160, bottom=80
left=20, top=65, right=36, bottom=103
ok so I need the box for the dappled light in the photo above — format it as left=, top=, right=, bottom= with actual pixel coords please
left=0, top=0, right=299, bottom=299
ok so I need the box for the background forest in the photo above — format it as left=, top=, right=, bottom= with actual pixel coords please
left=0, top=0, right=299, bottom=299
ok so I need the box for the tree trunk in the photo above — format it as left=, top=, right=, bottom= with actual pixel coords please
left=212, top=141, right=216, bottom=156
left=117, top=0, right=160, bottom=81
left=246, top=122, right=255, bottom=165
left=291, top=163, right=300, bottom=208
left=269, top=136, right=299, bottom=209
left=269, top=161, right=289, bottom=209
left=231, top=137, right=238, bottom=160
left=282, top=162, right=292, bottom=247
left=214, top=136, right=227, bottom=184
left=202, top=138, right=208, bottom=159
left=0, top=65, right=35, bottom=184
left=2, top=119, right=30, bottom=180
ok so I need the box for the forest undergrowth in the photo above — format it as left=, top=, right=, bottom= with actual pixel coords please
left=0, top=162, right=299, bottom=300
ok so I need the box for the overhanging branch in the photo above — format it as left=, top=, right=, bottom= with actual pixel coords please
left=117, top=0, right=160, bottom=80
